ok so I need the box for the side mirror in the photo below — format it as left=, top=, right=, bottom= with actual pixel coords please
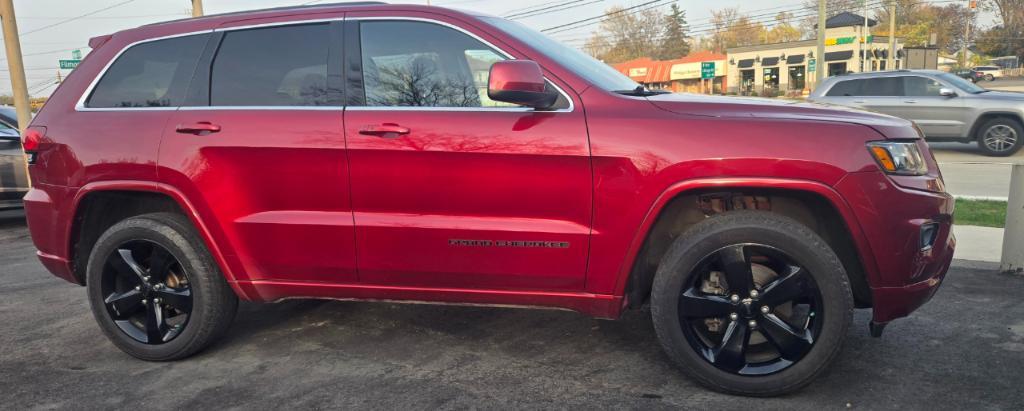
left=939, top=88, right=957, bottom=97
left=488, top=60, right=558, bottom=109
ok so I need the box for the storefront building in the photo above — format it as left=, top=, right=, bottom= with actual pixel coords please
left=612, top=51, right=727, bottom=94
left=726, top=12, right=904, bottom=96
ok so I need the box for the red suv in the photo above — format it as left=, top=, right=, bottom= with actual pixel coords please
left=22, top=2, right=954, bottom=396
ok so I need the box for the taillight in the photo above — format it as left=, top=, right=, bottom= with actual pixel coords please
left=22, top=128, right=40, bottom=152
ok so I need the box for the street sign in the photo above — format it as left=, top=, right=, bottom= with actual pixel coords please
left=808, top=58, right=817, bottom=73
left=71, top=49, right=82, bottom=60
left=700, top=62, right=715, bottom=79
left=59, top=59, right=80, bottom=70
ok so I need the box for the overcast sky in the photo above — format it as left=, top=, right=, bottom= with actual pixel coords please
left=0, top=0, right=997, bottom=96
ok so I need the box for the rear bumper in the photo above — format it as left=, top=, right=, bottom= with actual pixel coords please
left=835, top=171, right=956, bottom=323
left=23, top=184, right=81, bottom=284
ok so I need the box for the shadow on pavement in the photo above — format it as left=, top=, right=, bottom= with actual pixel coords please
left=0, top=208, right=25, bottom=228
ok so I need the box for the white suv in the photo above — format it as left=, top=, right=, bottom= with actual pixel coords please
left=973, top=66, right=1003, bottom=81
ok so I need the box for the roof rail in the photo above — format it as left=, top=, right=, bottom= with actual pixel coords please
left=143, top=1, right=388, bottom=27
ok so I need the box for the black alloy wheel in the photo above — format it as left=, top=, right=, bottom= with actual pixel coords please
left=100, top=240, right=193, bottom=344
left=678, top=244, right=822, bottom=376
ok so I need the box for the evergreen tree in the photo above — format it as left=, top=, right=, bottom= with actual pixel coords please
left=656, top=4, right=691, bottom=60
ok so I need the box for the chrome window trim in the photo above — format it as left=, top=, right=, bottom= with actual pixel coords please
left=74, top=15, right=576, bottom=113
left=74, top=29, right=214, bottom=112
left=351, top=16, right=574, bottom=113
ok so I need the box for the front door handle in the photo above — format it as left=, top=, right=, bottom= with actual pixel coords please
left=904, top=100, right=917, bottom=104
left=176, top=122, right=222, bottom=135
left=853, top=100, right=866, bottom=104
left=359, top=123, right=410, bottom=138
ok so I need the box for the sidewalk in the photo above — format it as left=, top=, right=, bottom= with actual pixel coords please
left=953, top=224, right=1004, bottom=262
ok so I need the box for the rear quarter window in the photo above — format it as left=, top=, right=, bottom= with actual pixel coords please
left=85, top=34, right=208, bottom=108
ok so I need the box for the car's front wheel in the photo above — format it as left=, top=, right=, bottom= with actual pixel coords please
left=976, top=117, right=1023, bottom=157
left=986, top=74, right=995, bottom=81
left=650, top=211, right=853, bottom=396
left=86, top=212, right=238, bottom=360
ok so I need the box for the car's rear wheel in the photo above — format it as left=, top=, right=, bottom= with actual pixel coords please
left=650, top=211, right=853, bottom=396
left=86, top=212, right=237, bottom=360
left=986, top=74, right=995, bottom=81
left=976, top=117, right=1023, bottom=157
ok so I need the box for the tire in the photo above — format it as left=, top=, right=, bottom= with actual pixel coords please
left=650, top=211, right=853, bottom=396
left=86, top=212, right=238, bottom=360
left=975, top=117, right=1024, bottom=157
left=986, top=74, right=995, bottom=81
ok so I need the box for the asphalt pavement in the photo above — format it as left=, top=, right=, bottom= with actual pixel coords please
left=1, top=211, right=1022, bottom=409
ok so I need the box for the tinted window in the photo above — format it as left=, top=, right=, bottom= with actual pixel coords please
left=211, top=24, right=330, bottom=106
left=86, top=34, right=207, bottom=108
left=360, top=21, right=565, bottom=108
left=861, top=77, right=902, bottom=96
left=825, top=79, right=862, bottom=96
left=903, top=76, right=944, bottom=97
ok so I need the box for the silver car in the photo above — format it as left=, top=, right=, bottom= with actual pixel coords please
left=808, top=70, right=1022, bottom=156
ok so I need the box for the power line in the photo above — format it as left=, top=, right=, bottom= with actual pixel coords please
left=506, top=0, right=584, bottom=18
left=511, top=0, right=607, bottom=20
left=19, top=0, right=138, bottom=37
left=540, top=0, right=667, bottom=32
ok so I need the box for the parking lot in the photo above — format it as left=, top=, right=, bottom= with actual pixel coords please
left=0, top=211, right=1021, bottom=409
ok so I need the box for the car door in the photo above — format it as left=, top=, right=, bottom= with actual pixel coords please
left=343, top=15, right=592, bottom=291
left=159, top=19, right=360, bottom=284
left=897, top=75, right=967, bottom=138
left=856, top=76, right=905, bottom=117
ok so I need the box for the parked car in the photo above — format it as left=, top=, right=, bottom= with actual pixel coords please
left=972, top=65, right=1003, bottom=81
left=809, top=70, right=1024, bottom=156
left=0, top=106, right=20, bottom=142
left=952, top=68, right=984, bottom=83
left=0, top=106, right=27, bottom=209
left=22, top=2, right=954, bottom=396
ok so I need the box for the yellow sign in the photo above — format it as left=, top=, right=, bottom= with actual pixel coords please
left=628, top=67, right=648, bottom=77
left=825, top=35, right=873, bottom=46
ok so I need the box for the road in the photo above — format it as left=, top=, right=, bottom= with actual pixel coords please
left=0, top=213, right=1022, bottom=409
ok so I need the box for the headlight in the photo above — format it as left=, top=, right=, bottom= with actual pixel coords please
left=867, top=141, right=928, bottom=176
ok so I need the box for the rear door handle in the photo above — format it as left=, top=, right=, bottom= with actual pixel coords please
left=904, top=100, right=917, bottom=104
left=853, top=100, right=866, bottom=104
left=176, top=122, right=221, bottom=135
left=359, top=123, right=410, bottom=138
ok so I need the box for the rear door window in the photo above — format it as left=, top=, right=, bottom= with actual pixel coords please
left=85, top=34, right=208, bottom=108
left=825, top=79, right=862, bottom=96
left=860, top=77, right=903, bottom=96
left=210, top=23, right=331, bottom=106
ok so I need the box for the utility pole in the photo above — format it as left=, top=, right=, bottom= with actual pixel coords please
left=191, top=0, right=203, bottom=17
left=963, top=0, right=973, bottom=68
left=887, top=0, right=896, bottom=70
left=816, top=0, right=826, bottom=84
left=0, top=0, right=31, bottom=133
left=862, top=0, right=869, bottom=72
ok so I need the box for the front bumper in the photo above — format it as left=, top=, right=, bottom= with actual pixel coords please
left=835, top=171, right=956, bottom=323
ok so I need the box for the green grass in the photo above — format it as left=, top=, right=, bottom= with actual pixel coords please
left=954, top=199, right=1008, bottom=228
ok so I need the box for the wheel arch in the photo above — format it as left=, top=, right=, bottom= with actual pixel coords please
left=617, top=178, right=878, bottom=310
left=967, top=111, right=1023, bottom=140
left=66, top=181, right=251, bottom=299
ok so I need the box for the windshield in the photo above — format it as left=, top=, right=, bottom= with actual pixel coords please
left=936, top=72, right=986, bottom=94
left=482, top=17, right=640, bottom=92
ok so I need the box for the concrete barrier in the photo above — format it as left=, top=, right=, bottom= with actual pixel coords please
left=1002, top=163, right=1024, bottom=274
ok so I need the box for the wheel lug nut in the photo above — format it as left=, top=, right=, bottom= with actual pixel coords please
left=154, top=298, right=161, bottom=304
left=141, top=299, right=147, bottom=305
left=750, top=289, right=759, bottom=298
left=730, top=294, right=740, bottom=303
left=134, top=286, right=141, bottom=291
left=748, top=320, right=757, bottom=328
left=761, top=306, right=770, bottom=314
left=729, top=313, right=738, bottom=321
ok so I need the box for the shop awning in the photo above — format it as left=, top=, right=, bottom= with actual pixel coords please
left=786, top=55, right=805, bottom=64
left=738, top=59, right=754, bottom=68
left=760, top=57, right=779, bottom=67
left=825, top=50, right=854, bottom=62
